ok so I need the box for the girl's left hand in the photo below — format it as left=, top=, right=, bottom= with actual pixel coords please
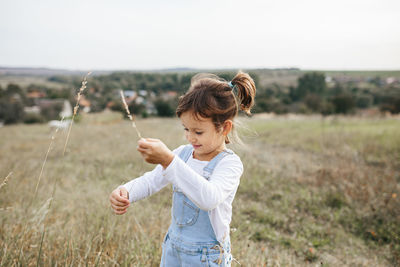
left=137, top=138, right=175, bottom=168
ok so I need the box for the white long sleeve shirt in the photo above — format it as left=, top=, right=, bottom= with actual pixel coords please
left=122, top=145, right=243, bottom=243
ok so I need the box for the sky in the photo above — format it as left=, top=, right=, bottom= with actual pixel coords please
left=0, top=0, right=399, bottom=71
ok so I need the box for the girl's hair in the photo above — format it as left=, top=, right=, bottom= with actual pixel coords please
left=176, top=71, right=256, bottom=144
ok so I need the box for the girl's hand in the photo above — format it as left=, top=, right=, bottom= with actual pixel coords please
left=109, top=187, right=130, bottom=215
left=137, top=138, right=174, bottom=169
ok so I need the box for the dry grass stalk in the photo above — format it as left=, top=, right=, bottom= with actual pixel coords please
left=0, top=172, right=12, bottom=190
left=18, top=116, right=65, bottom=262
left=34, top=117, right=65, bottom=196
left=120, top=90, right=142, bottom=139
left=63, top=72, right=92, bottom=156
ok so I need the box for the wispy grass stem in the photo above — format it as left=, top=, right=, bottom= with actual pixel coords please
left=63, top=72, right=92, bottom=156
left=120, top=90, right=142, bottom=139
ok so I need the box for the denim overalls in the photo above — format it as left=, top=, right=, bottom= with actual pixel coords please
left=160, top=145, right=233, bottom=267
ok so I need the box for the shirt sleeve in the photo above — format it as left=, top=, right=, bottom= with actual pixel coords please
left=162, top=153, right=243, bottom=211
left=122, top=145, right=186, bottom=203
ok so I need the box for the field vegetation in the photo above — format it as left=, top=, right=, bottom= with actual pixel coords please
left=1, top=69, right=400, bottom=125
left=0, top=111, right=399, bottom=266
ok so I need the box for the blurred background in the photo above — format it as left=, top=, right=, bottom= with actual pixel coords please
left=0, top=0, right=399, bottom=266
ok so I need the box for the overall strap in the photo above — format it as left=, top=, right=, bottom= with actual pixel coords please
left=203, top=149, right=234, bottom=179
left=178, top=144, right=194, bottom=162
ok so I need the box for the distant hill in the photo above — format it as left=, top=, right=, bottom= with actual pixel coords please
left=0, top=67, right=110, bottom=77
left=0, top=66, right=303, bottom=77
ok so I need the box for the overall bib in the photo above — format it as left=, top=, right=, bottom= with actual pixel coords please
left=160, top=145, right=233, bottom=267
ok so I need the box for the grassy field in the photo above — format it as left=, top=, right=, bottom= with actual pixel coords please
left=0, top=111, right=399, bottom=266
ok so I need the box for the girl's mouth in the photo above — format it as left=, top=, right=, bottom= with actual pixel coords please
left=193, top=144, right=202, bottom=149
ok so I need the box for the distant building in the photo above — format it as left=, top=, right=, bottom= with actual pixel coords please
left=78, top=95, right=91, bottom=113
left=145, top=101, right=157, bottom=115
left=27, top=91, right=46, bottom=99
left=28, top=99, right=73, bottom=118
left=123, top=90, right=137, bottom=98
left=139, top=90, right=148, bottom=96
left=122, top=90, right=137, bottom=104
left=162, top=91, right=178, bottom=100
left=386, top=77, right=397, bottom=85
left=24, top=106, right=41, bottom=114
left=136, top=96, right=145, bottom=104
left=325, top=76, right=333, bottom=83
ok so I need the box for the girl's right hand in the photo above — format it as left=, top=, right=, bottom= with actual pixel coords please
left=109, top=187, right=130, bottom=215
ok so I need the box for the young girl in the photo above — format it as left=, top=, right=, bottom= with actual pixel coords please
left=109, top=71, right=256, bottom=266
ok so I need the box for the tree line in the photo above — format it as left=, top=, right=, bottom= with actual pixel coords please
left=1, top=70, right=399, bottom=124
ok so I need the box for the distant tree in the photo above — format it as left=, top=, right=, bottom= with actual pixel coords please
left=109, top=101, right=125, bottom=113
left=290, top=72, right=326, bottom=101
left=40, top=102, right=63, bottom=120
left=0, top=98, right=25, bottom=124
left=304, top=93, right=322, bottom=112
left=6, top=83, right=23, bottom=96
left=46, top=88, right=71, bottom=99
left=379, top=95, right=400, bottom=114
left=331, top=94, right=355, bottom=114
left=24, top=113, right=45, bottom=124
left=253, top=98, right=287, bottom=114
left=48, top=76, right=70, bottom=83
left=369, top=76, right=383, bottom=87
left=154, top=99, right=175, bottom=117
left=356, top=95, right=373, bottom=109
left=0, top=84, right=26, bottom=124
left=128, top=102, right=146, bottom=116
left=331, top=82, right=344, bottom=96
left=320, top=101, right=335, bottom=115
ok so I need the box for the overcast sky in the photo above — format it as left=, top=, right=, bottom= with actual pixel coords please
left=0, top=0, right=399, bottom=70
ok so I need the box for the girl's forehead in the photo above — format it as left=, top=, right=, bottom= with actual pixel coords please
left=180, top=112, right=213, bottom=127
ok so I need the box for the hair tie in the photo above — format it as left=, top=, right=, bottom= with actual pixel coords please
left=228, top=81, right=235, bottom=89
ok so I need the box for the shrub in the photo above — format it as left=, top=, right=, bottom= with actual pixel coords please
left=356, top=95, right=373, bottom=109
left=304, top=94, right=322, bottom=112
left=23, top=113, right=46, bottom=124
left=0, top=98, right=25, bottom=124
left=40, top=102, right=63, bottom=120
left=331, top=94, right=355, bottom=114
left=154, top=99, right=175, bottom=117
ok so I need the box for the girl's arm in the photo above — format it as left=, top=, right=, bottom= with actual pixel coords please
left=122, top=145, right=185, bottom=203
left=162, top=154, right=243, bottom=211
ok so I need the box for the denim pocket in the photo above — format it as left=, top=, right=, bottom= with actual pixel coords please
left=207, top=252, right=225, bottom=267
left=172, top=192, right=200, bottom=226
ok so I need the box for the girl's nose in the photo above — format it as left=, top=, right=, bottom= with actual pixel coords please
left=187, top=132, right=196, bottom=143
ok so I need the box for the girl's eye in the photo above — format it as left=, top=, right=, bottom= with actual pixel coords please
left=183, top=128, right=189, bottom=131
left=195, top=132, right=203, bottom=135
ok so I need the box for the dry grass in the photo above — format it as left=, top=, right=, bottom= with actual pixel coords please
left=0, top=111, right=399, bottom=266
left=119, top=90, right=142, bottom=139
left=0, top=172, right=12, bottom=190
left=63, top=72, right=91, bottom=156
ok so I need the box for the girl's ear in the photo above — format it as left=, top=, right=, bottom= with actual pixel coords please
left=222, top=120, right=233, bottom=136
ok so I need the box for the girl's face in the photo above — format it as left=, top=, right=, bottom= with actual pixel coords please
left=180, top=111, right=231, bottom=161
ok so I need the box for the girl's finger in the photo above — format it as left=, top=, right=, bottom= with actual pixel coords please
left=111, top=203, right=128, bottom=211
left=110, top=195, right=129, bottom=206
left=138, top=139, right=151, bottom=148
left=137, top=146, right=148, bottom=153
left=115, top=193, right=130, bottom=203
left=145, top=138, right=159, bottom=142
left=111, top=201, right=129, bottom=209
